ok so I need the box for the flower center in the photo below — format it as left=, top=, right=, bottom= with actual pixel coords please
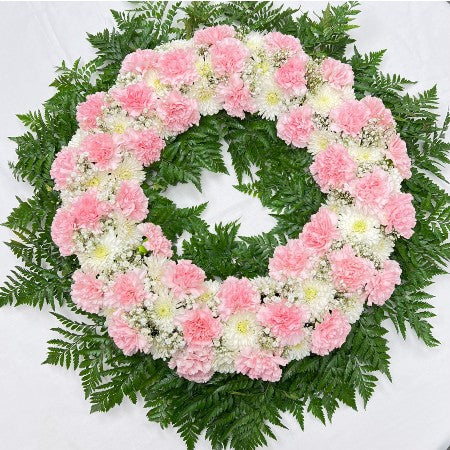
left=266, top=91, right=280, bottom=106
left=92, top=244, right=109, bottom=259
left=236, top=320, right=250, bottom=334
left=304, top=286, right=318, bottom=300
left=352, top=219, right=367, bottom=233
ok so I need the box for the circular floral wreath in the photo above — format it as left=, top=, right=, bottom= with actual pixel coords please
left=50, top=25, right=415, bottom=383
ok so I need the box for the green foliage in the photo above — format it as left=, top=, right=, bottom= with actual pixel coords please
left=2, top=2, right=449, bottom=449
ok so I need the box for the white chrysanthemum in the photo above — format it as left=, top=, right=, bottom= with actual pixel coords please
left=211, top=347, right=237, bottom=374
left=387, top=167, right=403, bottom=192
left=255, top=78, right=287, bottom=120
left=80, top=168, right=111, bottom=193
left=284, top=329, right=311, bottom=361
left=251, top=276, right=281, bottom=297
left=144, top=255, right=169, bottom=281
left=307, top=130, right=336, bottom=155
left=112, top=155, right=146, bottom=184
left=245, top=32, right=265, bottom=53
left=149, top=294, right=179, bottom=332
left=187, top=80, right=222, bottom=116
left=191, top=280, right=221, bottom=311
left=348, top=142, right=384, bottom=164
left=305, top=84, right=342, bottom=116
left=148, top=331, right=184, bottom=360
left=334, top=294, right=364, bottom=324
left=143, top=70, right=171, bottom=95
left=79, top=230, right=123, bottom=273
left=195, top=57, right=214, bottom=80
left=222, top=312, right=262, bottom=351
left=298, top=278, right=334, bottom=320
left=368, top=234, right=395, bottom=262
left=112, top=213, right=141, bottom=247
left=338, top=207, right=382, bottom=245
left=102, top=111, right=133, bottom=135
left=68, top=129, right=88, bottom=148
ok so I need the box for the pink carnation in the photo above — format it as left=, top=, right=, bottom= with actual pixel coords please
left=112, top=82, right=156, bottom=117
left=162, top=259, right=206, bottom=299
left=311, top=310, right=351, bottom=356
left=217, top=277, right=260, bottom=319
left=276, top=105, right=315, bottom=148
left=108, top=313, right=148, bottom=356
left=387, top=135, right=412, bottom=179
left=51, top=208, right=76, bottom=256
left=120, top=49, right=158, bottom=75
left=349, top=167, right=392, bottom=211
left=301, top=207, right=340, bottom=255
left=235, top=349, right=287, bottom=382
left=105, top=269, right=147, bottom=310
left=138, top=223, right=173, bottom=258
left=76, top=92, right=105, bottom=130
left=82, top=133, right=121, bottom=170
left=179, top=309, right=222, bottom=346
left=257, top=301, right=307, bottom=345
left=269, top=239, right=313, bottom=281
left=361, top=96, right=394, bottom=128
left=218, top=75, right=256, bottom=119
left=156, top=48, right=199, bottom=87
left=310, top=143, right=356, bottom=192
left=71, top=270, right=104, bottom=313
left=264, top=31, right=303, bottom=56
left=321, top=58, right=354, bottom=88
left=156, top=90, right=200, bottom=134
left=71, top=189, right=110, bottom=231
left=122, top=128, right=165, bottom=166
left=382, top=192, right=416, bottom=238
left=329, top=245, right=375, bottom=292
left=115, top=181, right=148, bottom=221
left=169, top=345, right=213, bottom=383
left=274, top=56, right=307, bottom=96
left=50, top=146, right=79, bottom=190
left=329, top=99, right=370, bottom=136
left=366, top=260, right=402, bottom=306
left=194, top=25, right=236, bottom=46
left=210, top=37, right=249, bottom=76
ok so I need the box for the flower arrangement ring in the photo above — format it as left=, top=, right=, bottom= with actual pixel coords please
left=50, top=26, right=416, bottom=383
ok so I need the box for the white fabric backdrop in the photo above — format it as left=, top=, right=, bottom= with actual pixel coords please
left=0, top=2, right=449, bottom=449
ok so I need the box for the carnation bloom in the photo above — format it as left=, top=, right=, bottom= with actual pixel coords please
left=71, top=190, right=110, bottom=231
left=310, top=143, right=356, bottom=191
left=382, top=192, right=416, bottom=238
left=71, top=270, right=104, bottom=313
left=81, top=133, right=121, bottom=170
left=328, top=245, right=375, bottom=292
left=76, top=92, right=105, bottom=130
left=210, top=37, right=249, bottom=76
left=162, top=259, right=206, bottom=298
left=263, top=31, right=302, bottom=56
left=50, top=146, right=79, bottom=190
left=217, top=276, right=260, bottom=318
left=138, top=222, right=173, bottom=258
left=349, top=167, right=392, bottom=211
left=105, top=269, right=147, bottom=310
left=301, top=207, right=340, bottom=255
left=366, top=259, right=402, bottom=306
left=276, top=105, right=315, bottom=148
left=257, top=300, right=307, bottom=345
left=194, top=25, right=236, bottom=46
left=387, top=135, right=412, bottom=179
left=311, top=309, right=351, bottom=356
left=235, top=349, right=287, bottom=382
left=169, top=345, right=213, bottom=383
left=274, top=55, right=307, bottom=96
left=218, top=74, right=256, bottom=119
left=108, top=313, right=148, bottom=356
left=361, top=96, right=394, bottom=128
left=156, top=48, right=199, bottom=87
left=329, top=99, right=370, bottom=136
left=269, top=239, right=313, bottom=281
left=156, top=90, right=200, bottom=133
left=321, top=57, right=354, bottom=88
left=112, top=82, right=156, bottom=117
left=120, top=49, right=159, bottom=75
left=115, top=181, right=148, bottom=222
left=122, top=128, right=165, bottom=166
left=51, top=207, right=76, bottom=256
left=179, top=308, right=222, bottom=345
